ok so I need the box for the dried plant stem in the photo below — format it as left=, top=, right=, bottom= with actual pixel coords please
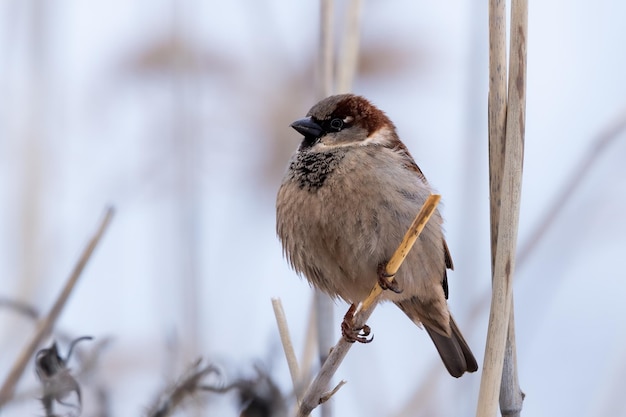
left=476, top=0, right=527, bottom=415
left=497, top=1, right=527, bottom=416
left=295, top=195, right=441, bottom=417
left=314, top=292, right=334, bottom=364
left=300, top=297, right=319, bottom=382
left=318, top=0, right=334, bottom=98
left=146, top=359, right=219, bottom=417
left=336, top=0, right=362, bottom=93
left=0, top=207, right=115, bottom=407
left=500, top=302, right=524, bottom=416
left=486, top=0, right=508, bottom=264
left=271, top=298, right=303, bottom=402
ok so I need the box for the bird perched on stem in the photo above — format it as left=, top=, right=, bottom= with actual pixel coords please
left=276, top=94, right=478, bottom=378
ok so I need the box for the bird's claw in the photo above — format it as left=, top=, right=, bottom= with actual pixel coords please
left=377, top=262, right=403, bottom=294
left=341, top=304, right=374, bottom=344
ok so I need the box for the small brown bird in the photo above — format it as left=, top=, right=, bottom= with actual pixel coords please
left=276, top=94, right=478, bottom=377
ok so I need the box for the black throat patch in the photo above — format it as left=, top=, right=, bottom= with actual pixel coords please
left=290, top=149, right=345, bottom=191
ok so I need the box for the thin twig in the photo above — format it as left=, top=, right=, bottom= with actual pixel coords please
left=295, top=195, right=441, bottom=417
left=319, top=380, right=346, bottom=404
left=0, top=207, right=115, bottom=407
left=0, top=298, right=40, bottom=319
left=146, top=359, right=220, bottom=417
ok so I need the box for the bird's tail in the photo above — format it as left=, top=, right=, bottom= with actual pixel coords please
left=424, top=316, right=478, bottom=378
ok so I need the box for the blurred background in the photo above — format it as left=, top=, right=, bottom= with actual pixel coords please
left=1, top=0, right=626, bottom=416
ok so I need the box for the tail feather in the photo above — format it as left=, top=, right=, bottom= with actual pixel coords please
left=424, top=316, right=478, bottom=378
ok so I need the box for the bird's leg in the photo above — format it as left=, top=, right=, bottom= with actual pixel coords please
left=377, top=262, right=403, bottom=293
left=341, top=304, right=373, bottom=343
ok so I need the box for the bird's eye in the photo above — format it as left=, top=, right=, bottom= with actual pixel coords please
left=329, top=118, right=344, bottom=131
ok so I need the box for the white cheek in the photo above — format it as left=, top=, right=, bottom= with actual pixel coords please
left=358, top=127, right=395, bottom=147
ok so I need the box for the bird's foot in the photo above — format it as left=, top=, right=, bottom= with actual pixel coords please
left=377, top=262, right=403, bottom=294
left=341, top=304, right=373, bottom=343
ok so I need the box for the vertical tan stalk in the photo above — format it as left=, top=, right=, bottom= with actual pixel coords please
left=336, top=0, right=362, bottom=93
left=272, top=298, right=303, bottom=402
left=477, top=0, right=527, bottom=415
left=319, top=0, right=334, bottom=98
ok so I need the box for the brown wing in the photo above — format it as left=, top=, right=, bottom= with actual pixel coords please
left=443, top=239, right=454, bottom=270
left=383, top=136, right=429, bottom=184
left=442, top=239, right=454, bottom=299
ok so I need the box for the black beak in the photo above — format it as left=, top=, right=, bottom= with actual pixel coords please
left=290, top=117, right=324, bottom=139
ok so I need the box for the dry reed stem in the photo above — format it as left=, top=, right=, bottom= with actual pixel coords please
left=497, top=2, right=527, bottom=414
left=487, top=0, right=508, bottom=268
left=300, top=297, right=319, bottom=383
left=271, top=298, right=303, bottom=402
left=500, top=302, right=524, bottom=417
left=476, top=0, right=527, bottom=415
left=294, top=195, right=441, bottom=417
left=319, top=0, right=334, bottom=98
left=336, top=0, right=362, bottom=93
left=0, top=207, right=115, bottom=407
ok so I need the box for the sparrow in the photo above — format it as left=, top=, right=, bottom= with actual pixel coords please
left=276, top=94, right=478, bottom=377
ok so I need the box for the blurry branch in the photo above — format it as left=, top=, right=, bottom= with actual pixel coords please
left=336, top=0, right=362, bottom=93
left=299, top=298, right=319, bottom=385
left=0, top=297, right=111, bottom=366
left=146, top=359, right=220, bottom=417
left=476, top=0, right=527, bottom=416
left=294, top=195, right=441, bottom=417
left=318, top=0, right=334, bottom=98
left=0, top=207, right=115, bottom=408
left=217, top=365, right=287, bottom=417
left=313, top=289, right=335, bottom=384
left=147, top=360, right=287, bottom=417
left=0, top=298, right=39, bottom=319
